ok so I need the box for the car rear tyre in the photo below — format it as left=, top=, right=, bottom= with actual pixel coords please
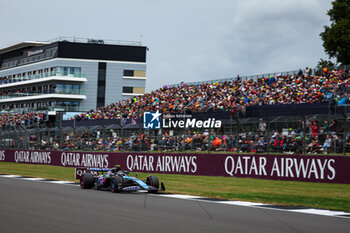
left=147, top=175, right=159, bottom=193
left=80, top=173, right=94, bottom=189
left=111, top=175, right=123, bottom=193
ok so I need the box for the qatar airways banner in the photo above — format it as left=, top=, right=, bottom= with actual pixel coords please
left=1, top=149, right=350, bottom=184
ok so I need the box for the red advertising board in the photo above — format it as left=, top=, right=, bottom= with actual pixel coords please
left=0, top=149, right=349, bottom=184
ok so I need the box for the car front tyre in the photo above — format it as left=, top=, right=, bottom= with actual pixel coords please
left=111, top=176, right=123, bottom=193
left=147, top=175, right=159, bottom=193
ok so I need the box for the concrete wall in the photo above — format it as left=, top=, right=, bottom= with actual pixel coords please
left=105, top=62, right=146, bottom=105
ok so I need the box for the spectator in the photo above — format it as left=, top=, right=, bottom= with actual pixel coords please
left=258, top=118, right=267, bottom=135
left=311, top=121, right=319, bottom=138
left=323, top=134, right=332, bottom=154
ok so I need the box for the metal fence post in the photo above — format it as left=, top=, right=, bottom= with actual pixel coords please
left=207, top=128, right=211, bottom=154
left=344, top=131, right=347, bottom=155
left=302, top=120, right=306, bottom=155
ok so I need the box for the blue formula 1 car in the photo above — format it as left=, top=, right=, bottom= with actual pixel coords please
left=80, top=166, right=165, bottom=193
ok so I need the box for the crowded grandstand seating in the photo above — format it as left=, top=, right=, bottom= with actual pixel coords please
left=1, top=67, right=350, bottom=154
left=2, top=67, right=347, bottom=127
left=0, top=111, right=48, bottom=127
left=73, top=68, right=349, bottom=121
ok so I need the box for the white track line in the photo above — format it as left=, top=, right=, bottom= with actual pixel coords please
left=219, top=200, right=266, bottom=206
left=1, top=175, right=22, bottom=178
left=288, top=209, right=349, bottom=217
left=47, top=180, right=74, bottom=184
left=0, top=174, right=75, bottom=185
left=20, top=177, right=45, bottom=181
left=157, top=194, right=202, bottom=199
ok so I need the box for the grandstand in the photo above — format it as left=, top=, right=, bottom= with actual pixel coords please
left=71, top=69, right=345, bottom=119
left=0, top=66, right=349, bottom=155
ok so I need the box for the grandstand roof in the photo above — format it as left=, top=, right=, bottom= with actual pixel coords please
left=0, top=41, right=48, bottom=55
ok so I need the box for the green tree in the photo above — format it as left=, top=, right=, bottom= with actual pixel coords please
left=317, top=58, right=335, bottom=68
left=320, top=0, right=350, bottom=65
left=315, top=58, right=335, bottom=74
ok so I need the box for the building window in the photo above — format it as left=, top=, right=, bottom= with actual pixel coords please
left=122, top=70, right=146, bottom=79
left=123, top=70, right=134, bottom=77
left=96, top=62, right=106, bottom=108
left=56, top=84, right=80, bottom=94
left=122, top=86, right=145, bottom=95
left=123, top=86, right=133, bottom=93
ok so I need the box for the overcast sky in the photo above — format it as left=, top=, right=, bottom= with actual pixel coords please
left=0, top=0, right=333, bottom=92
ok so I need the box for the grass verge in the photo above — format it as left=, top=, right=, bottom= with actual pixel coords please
left=1, top=162, right=350, bottom=212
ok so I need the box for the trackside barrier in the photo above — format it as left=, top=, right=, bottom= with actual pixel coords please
left=0, top=149, right=350, bottom=184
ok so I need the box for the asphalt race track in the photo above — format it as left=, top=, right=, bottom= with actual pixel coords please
left=0, top=177, right=349, bottom=233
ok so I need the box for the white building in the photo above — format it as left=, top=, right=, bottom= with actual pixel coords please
left=0, top=37, right=147, bottom=113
